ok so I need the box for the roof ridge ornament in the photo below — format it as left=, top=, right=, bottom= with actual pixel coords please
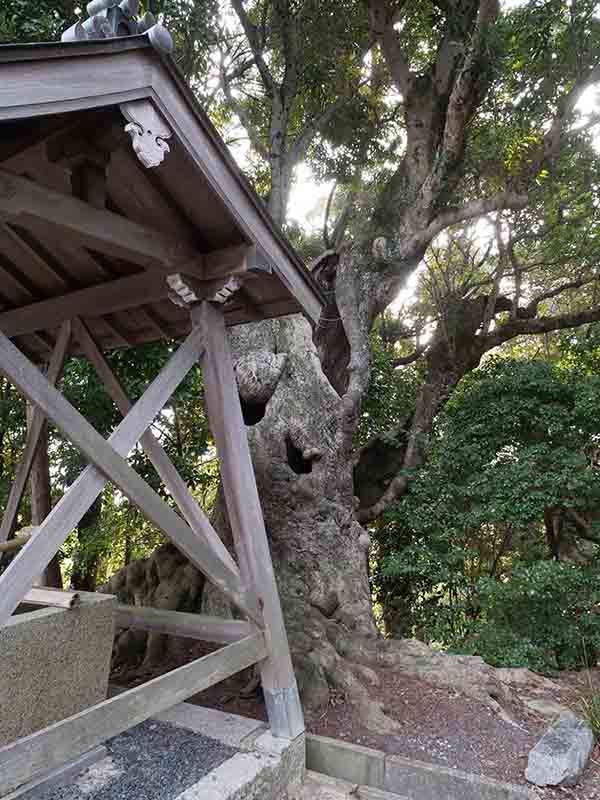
left=61, top=0, right=173, bottom=54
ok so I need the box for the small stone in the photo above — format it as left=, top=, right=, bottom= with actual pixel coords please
left=525, top=712, right=595, bottom=787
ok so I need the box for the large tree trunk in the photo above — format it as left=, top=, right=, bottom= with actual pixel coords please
left=226, top=314, right=378, bottom=710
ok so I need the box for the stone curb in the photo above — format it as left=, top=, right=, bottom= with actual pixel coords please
left=306, top=733, right=536, bottom=800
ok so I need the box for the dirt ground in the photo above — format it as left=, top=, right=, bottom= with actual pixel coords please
left=111, top=640, right=600, bottom=798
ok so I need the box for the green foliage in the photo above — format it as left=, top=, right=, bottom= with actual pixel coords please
left=462, top=562, right=600, bottom=673
left=358, top=323, right=422, bottom=446
left=375, top=356, right=600, bottom=671
left=0, top=0, right=76, bottom=43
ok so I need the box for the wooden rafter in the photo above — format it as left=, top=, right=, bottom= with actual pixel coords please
left=0, top=271, right=169, bottom=338
left=0, top=169, right=195, bottom=272
left=0, top=170, right=254, bottom=282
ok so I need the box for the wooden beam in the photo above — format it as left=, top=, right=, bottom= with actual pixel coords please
left=0, top=321, right=71, bottom=543
left=195, top=301, right=304, bottom=739
left=2, top=746, right=107, bottom=800
left=0, top=267, right=258, bottom=341
left=0, top=271, right=169, bottom=338
left=0, top=633, right=267, bottom=796
left=0, top=329, right=260, bottom=625
left=75, top=317, right=239, bottom=576
left=115, top=605, right=253, bottom=644
left=0, top=327, right=204, bottom=622
left=23, top=587, right=80, bottom=609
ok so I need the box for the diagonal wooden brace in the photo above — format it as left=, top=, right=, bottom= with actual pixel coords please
left=0, top=327, right=260, bottom=626
left=0, top=321, right=71, bottom=543
left=74, top=316, right=239, bottom=577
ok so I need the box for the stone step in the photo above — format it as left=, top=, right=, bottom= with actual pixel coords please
left=300, top=771, right=409, bottom=800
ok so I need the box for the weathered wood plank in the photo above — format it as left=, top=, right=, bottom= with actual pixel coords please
left=0, top=329, right=259, bottom=625
left=75, top=317, right=239, bottom=576
left=23, top=587, right=80, bottom=609
left=0, top=633, right=267, bottom=796
left=0, top=271, right=170, bottom=339
left=115, top=605, right=253, bottom=644
left=3, top=746, right=107, bottom=800
left=195, top=301, right=304, bottom=739
left=0, top=321, right=71, bottom=543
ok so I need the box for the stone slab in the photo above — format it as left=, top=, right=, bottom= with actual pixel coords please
left=0, top=592, right=116, bottom=747
left=306, top=733, right=535, bottom=800
left=176, top=730, right=305, bottom=800
left=306, top=734, right=385, bottom=788
left=525, top=712, right=595, bottom=787
left=385, top=754, right=534, bottom=800
left=154, top=702, right=266, bottom=748
left=25, top=720, right=237, bottom=800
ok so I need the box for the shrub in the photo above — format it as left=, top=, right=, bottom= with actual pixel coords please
left=460, top=561, right=600, bottom=674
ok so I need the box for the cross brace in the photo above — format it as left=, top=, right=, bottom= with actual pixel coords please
left=0, top=325, right=260, bottom=626
left=0, top=321, right=71, bottom=543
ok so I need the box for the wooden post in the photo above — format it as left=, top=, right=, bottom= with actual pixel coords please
left=27, top=402, right=62, bottom=588
left=193, top=301, right=304, bottom=740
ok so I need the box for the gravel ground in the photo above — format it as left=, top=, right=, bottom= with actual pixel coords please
left=35, top=720, right=237, bottom=800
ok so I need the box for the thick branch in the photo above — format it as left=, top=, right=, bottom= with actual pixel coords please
left=231, top=0, right=276, bottom=95
left=485, top=304, right=600, bottom=349
left=409, top=192, right=529, bottom=253
left=368, top=0, right=412, bottom=96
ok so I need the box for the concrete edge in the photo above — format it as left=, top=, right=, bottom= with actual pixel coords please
left=153, top=704, right=305, bottom=800
left=306, top=733, right=536, bottom=800
left=153, top=701, right=267, bottom=748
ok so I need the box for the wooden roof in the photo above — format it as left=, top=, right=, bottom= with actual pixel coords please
left=0, top=36, right=324, bottom=360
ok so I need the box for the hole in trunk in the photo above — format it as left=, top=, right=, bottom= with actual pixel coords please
left=240, top=397, right=267, bottom=426
left=286, top=436, right=313, bottom=474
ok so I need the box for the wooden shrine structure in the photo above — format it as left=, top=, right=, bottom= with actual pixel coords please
left=0, top=6, right=324, bottom=794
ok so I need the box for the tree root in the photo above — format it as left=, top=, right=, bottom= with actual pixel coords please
left=316, top=641, right=402, bottom=734
left=312, top=629, right=560, bottom=730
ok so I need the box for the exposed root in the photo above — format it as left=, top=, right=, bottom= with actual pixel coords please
left=324, top=631, right=560, bottom=723
left=316, top=641, right=401, bottom=734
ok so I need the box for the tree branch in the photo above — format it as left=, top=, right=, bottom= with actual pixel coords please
left=230, top=0, right=276, bottom=95
left=485, top=303, right=600, bottom=349
left=392, top=345, right=428, bottom=367
left=368, top=0, right=412, bottom=96
left=219, top=54, right=269, bottom=161
left=408, top=191, right=529, bottom=253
